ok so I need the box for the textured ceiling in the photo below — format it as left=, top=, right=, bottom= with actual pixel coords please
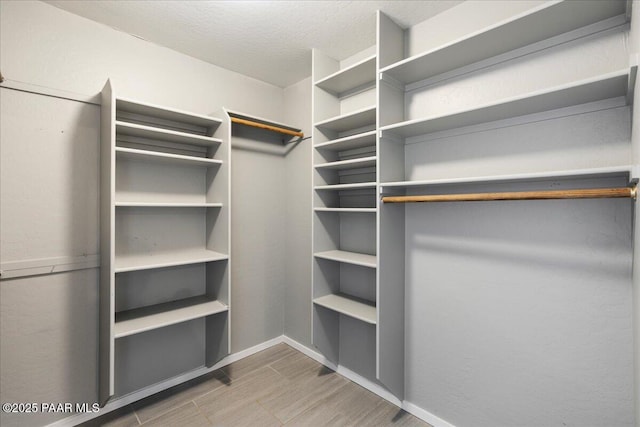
left=44, top=0, right=463, bottom=87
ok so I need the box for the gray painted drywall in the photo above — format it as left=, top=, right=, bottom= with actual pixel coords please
left=283, top=77, right=313, bottom=347
left=405, top=196, right=633, bottom=427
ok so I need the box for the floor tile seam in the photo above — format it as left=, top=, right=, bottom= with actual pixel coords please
left=137, top=401, right=198, bottom=426
left=134, top=375, right=230, bottom=425
left=133, top=406, right=143, bottom=426
left=278, top=390, right=342, bottom=426
left=255, top=398, right=285, bottom=426
left=193, top=398, right=214, bottom=426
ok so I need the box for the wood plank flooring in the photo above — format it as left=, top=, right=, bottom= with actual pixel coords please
left=81, top=343, right=432, bottom=427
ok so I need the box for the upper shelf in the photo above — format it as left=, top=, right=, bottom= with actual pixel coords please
left=315, top=106, right=376, bottom=132
left=314, top=131, right=377, bottom=151
left=315, top=156, right=377, bottom=171
left=116, top=98, right=222, bottom=137
left=380, top=166, right=635, bottom=190
left=116, top=121, right=223, bottom=147
left=315, top=55, right=376, bottom=95
left=380, top=68, right=635, bottom=139
left=116, top=147, right=223, bottom=168
left=380, top=0, right=628, bottom=86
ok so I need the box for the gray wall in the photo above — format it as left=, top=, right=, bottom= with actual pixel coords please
left=283, top=77, right=313, bottom=347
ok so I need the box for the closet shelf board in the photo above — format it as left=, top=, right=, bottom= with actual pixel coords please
left=315, top=55, right=377, bottom=94
left=314, top=131, right=377, bottom=151
left=114, top=297, right=228, bottom=338
left=380, top=166, right=635, bottom=189
left=116, top=98, right=222, bottom=133
left=380, top=0, right=628, bottom=85
left=116, top=147, right=223, bottom=167
left=380, top=69, right=632, bottom=138
left=315, top=156, right=377, bottom=170
left=115, top=202, right=223, bottom=208
left=116, top=121, right=223, bottom=147
left=315, top=106, right=377, bottom=132
left=314, top=182, right=377, bottom=191
left=314, top=250, right=377, bottom=268
left=115, top=249, right=228, bottom=273
left=313, top=294, right=377, bottom=325
left=314, top=207, right=377, bottom=213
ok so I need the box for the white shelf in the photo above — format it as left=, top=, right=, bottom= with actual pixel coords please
left=315, top=55, right=377, bottom=95
left=313, top=294, right=376, bottom=325
left=314, top=131, right=377, bottom=151
left=380, top=69, right=633, bottom=139
left=315, top=106, right=377, bottom=132
left=115, top=202, right=223, bottom=208
left=314, top=182, right=376, bottom=191
left=314, top=250, right=377, bottom=268
left=380, top=0, right=627, bottom=85
left=116, top=121, right=223, bottom=147
left=115, top=249, right=228, bottom=273
left=380, top=166, right=635, bottom=189
left=114, top=297, right=228, bottom=338
left=315, top=156, right=377, bottom=171
left=314, top=207, right=377, bottom=213
left=116, top=147, right=223, bottom=167
left=116, top=98, right=222, bottom=135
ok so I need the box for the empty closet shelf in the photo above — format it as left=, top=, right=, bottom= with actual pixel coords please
left=116, top=121, right=223, bottom=146
left=314, top=207, right=376, bottom=213
left=314, top=106, right=376, bottom=132
left=315, top=55, right=377, bottom=94
left=114, top=297, right=228, bottom=338
left=115, top=249, right=228, bottom=273
left=314, top=182, right=376, bottom=191
left=116, top=147, right=223, bottom=167
left=313, top=294, right=376, bottom=325
left=379, top=1, right=627, bottom=86
left=315, top=156, right=377, bottom=170
left=380, top=69, right=633, bottom=138
left=116, top=98, right=222, bottom=136
left=314, top=250, right=377, bottom=268
left=115, top=202, right=223, bottom=208
left=314, top=131, right=376, bottom=151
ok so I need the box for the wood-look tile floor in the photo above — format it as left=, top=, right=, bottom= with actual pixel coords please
left=82, top=343, right=432, bottom=427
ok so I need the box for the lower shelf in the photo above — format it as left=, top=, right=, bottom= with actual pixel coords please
left=115, top=249, right=228, bottom=273
left=313, top=293, right=376, bottom=325
left=114, top=296, right=228, bottom=338
left=314, top=250, right=377, bottom=268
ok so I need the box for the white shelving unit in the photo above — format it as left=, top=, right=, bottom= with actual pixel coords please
left=100, top=81, right=231, bottom=404
left=312, top=46, right=381, bottom=387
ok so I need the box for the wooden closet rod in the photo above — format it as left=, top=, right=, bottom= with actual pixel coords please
left=382, top=185, right=637, bottom=203
left=230, top=117, right=304, bottom=138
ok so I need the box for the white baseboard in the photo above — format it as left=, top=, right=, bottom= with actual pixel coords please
left=402, top=401, right=457, bottom=427
left=48, top=334, right=455, bottom=427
